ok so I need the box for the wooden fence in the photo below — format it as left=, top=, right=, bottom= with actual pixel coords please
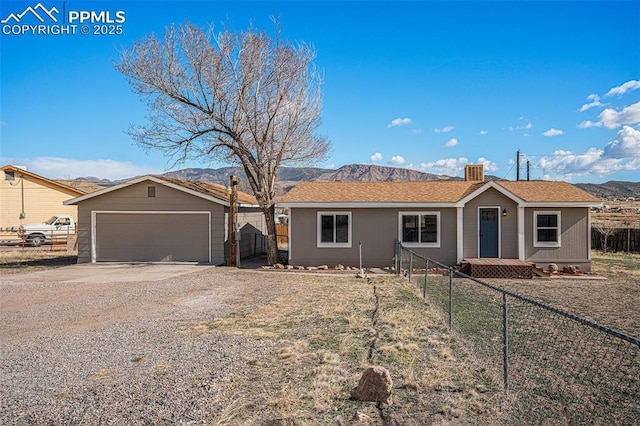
left=591, top=228, right=640, bottom=253
left=276, top=223, right=288, bottom=248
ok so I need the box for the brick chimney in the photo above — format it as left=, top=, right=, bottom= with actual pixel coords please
left=464, top=164, right=484, bottom=182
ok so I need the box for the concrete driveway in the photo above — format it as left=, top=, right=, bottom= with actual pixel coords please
left=2, top=262, right=216, bottom=284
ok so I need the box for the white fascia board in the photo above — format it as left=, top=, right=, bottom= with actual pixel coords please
left=520, top=202, right=602, bottom=208
left=64, top=175, right=231, bottom=207
left=277, top=202, right=458, bottom=209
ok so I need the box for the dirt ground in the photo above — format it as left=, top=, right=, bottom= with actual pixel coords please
left=1, top=249, right=637, bottom=424
left=1, top=258, right=506, bottom=424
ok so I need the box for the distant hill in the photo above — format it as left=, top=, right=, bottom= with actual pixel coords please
left=314, top=164, right=458, bottom=182
left=575, top=181, right=640, bottom=201
left=60, top=164, right=638, bottom=200
left=57, top=179, right=106, bottom=193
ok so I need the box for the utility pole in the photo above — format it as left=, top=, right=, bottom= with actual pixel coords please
left=228, top=175, right=238, bottom=267
left=516, top=150, right=520, bottom=181
left=526, top=160, right=530, bottom=181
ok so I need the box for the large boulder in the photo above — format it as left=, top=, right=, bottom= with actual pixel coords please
left=350, top=365, right=393, bottom=405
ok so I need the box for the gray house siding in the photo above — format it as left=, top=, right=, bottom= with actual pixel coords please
left=289, top=207, right=457, bottom=267
left=76, top=181, right=225, bottom=264
left=524, top=207, right=591, bottom=271
left=462, top=187, right=519, bottom=259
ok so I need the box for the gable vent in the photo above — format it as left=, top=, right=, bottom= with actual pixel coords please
left=464, top=164, right=484, bottom=182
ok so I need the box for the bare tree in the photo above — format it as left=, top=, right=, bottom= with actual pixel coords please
left=592, top=219, right=620, bottom=252
left=115, top=21, right=330, bottom=263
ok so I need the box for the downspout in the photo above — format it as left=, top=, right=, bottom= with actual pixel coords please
left=19, top=174, right=26, bottom=219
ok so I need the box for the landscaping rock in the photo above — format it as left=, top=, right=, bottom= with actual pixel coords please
left=318, top=265, right=329, bottom=270
left=274, top=263, right=285, bottom=269
left=548, top=263, right=559, bottom=273
left=351, top=365, right=393, bottom=404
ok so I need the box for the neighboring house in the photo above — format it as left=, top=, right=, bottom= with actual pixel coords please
left=0, top=165, right=85, bottom=231
left=64, top=175, right=266, bottom=264
left=278, top=165, right=602, bottom=272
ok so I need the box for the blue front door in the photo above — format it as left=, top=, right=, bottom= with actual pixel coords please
left=479, top=208, right=499, bottom=258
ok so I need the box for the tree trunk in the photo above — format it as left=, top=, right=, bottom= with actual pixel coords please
left=263, top=204, right=279, bottom=264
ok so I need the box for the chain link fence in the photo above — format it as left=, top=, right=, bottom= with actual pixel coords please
left=396, top=244, right=640, bottom=423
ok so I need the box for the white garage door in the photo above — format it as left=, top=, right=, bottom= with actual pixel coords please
left=94, top=212, right=210, bottom=262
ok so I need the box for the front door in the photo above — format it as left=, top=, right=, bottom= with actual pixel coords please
left=479, top=208, right=499, bottom=258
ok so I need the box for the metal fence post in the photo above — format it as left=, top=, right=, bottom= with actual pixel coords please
left=409, top=252, right=413, bottom=281
left=448, top=268, right=453, bottom=330
left=423, top=259, right=429, bottom=299
left=503, top=292, right=509, bottom=392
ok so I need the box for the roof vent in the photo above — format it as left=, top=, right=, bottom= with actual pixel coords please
left=464, top=164, right=484, bottom=182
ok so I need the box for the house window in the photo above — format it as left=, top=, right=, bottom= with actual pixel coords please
left=399, top=212, right=440, bottom=247
left=534, top=211, right=561, bottom=247
left=4, top=171, right=15, bottom=181
left=148, top=186, right=156, bottom=198
left=317, top=212, right=351, bottom=248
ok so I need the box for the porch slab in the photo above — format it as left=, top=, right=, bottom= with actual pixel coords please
left=461, top=258, right=534, bottom=279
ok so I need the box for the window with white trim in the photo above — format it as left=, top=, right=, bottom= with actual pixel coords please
left=534, top=211, right=561, bottom=247
left=399, top=212, right=440, bottom=247
left=317, top=212, right=351, bottom=248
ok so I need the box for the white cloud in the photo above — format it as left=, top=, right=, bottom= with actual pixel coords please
left=0, top=157, right=161, bottom=180
left=507, top=122, right=533, bottom=131
left=604, top=80, right=640, bottom=98
left=388, top=118, right=412, bottom=128
left=523, top=133, right=530, bottom=137
left=538, top=126, right=640, bottom=179
left=479, top=130, right=488, bottom=135
left=603, top=125, right=640, bottom=157
left=579, top=94, right=603, bottom=112
left=419, top=157, right=468, bottom=176
left=577, top=101, right=640, bottom=129
left=370, top=152, right=383, bottom=163
left=445, top=138, right=458, bottom=147
left=599, top=102, right=640, bottom=128
left=543, top=128, right=564, bottom=137
left=390, top=155, right=406, bottom=165
left=578, top=120, right=600, bottom=129
left=476, top=157, right=498, bottom=173
left=434, top=125, right=454, bottom=133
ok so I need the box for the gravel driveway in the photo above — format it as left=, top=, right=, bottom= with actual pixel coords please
left=0, top=264, right=284, bottom=425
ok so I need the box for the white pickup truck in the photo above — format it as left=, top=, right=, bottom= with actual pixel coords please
left=11, top=215, right=76, bottom=247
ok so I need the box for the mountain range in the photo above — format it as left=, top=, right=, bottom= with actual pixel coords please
left=65, top=164, right=639, bottom=201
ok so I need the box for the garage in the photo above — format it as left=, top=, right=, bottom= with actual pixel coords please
left=94, top=212, right=210, bottom=262
left=64, top=175, right=267, bottom=264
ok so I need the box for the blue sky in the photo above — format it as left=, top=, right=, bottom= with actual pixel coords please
left=1, top=1, right=639, bottom=183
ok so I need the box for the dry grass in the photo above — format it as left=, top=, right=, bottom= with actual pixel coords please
left=0, top=248, right=77, bottom=274
left=497, top=251, right=640, bottom=337
left=206, top=272, right=505, bottom=424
